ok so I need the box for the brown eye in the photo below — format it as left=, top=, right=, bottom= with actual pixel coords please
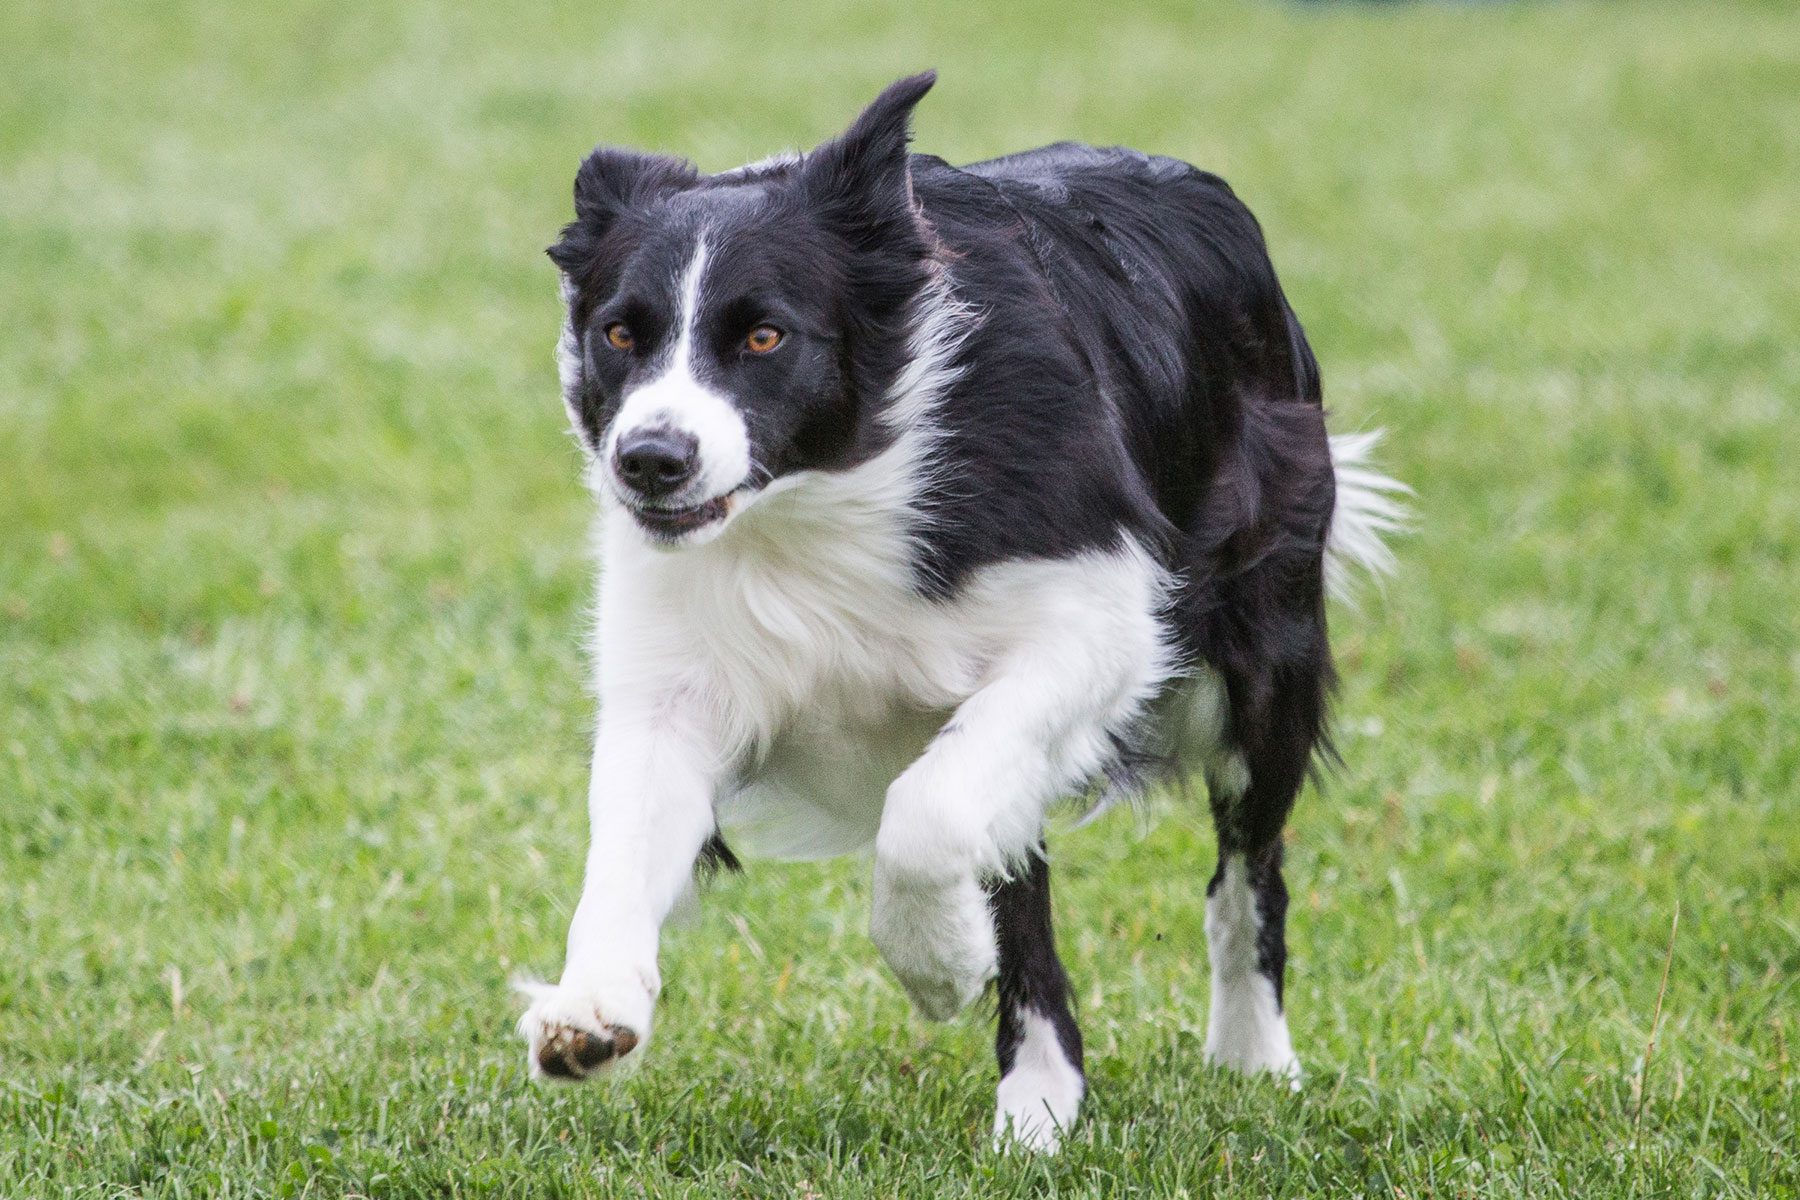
left=604, top=323, right=634, bottom=352
left=745, top=325, right=783, bottom=354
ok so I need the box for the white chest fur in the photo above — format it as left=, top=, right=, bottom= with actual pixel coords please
left=592, top=464, right=1178, bottom=859
left=591, top=450, right=977, bottom=856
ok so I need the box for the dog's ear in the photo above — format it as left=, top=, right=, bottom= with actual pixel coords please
left=571, top=147, right=697, bottom=228
left=800, top=71, right=936, bottom=239
left=548, top=148, right=697, bottom=274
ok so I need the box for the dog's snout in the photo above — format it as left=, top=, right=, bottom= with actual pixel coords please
left=614, top=428, right=699, bottom=499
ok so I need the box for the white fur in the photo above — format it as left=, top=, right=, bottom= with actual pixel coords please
left=1203, top=854, right=1301, bottom=1083
left=994, top=1009, right=1084, bottom=1152
left=556, top=275, right=585, bottom=440
left=714, top=150, right=801, bottom=180
left=1159, top=668, right=1245, bottom=801
left=515, top=975, right=654, bottom=1079
left=603, top=238, right=753, bottom=515
left=592, top=274, right=977, bottom=761
left=596, top=496, right=1175, bottom=1016
left=1326, top=431, right=1410, bottom=602
left=1205, top=754, right=1251, bottom=807
left=871, top=871, right=997, bottom=1021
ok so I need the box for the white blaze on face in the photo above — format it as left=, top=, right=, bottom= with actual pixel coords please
left=605, top=236, right=752, bottom=504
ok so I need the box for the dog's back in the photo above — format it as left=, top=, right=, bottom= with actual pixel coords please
left=901, top=144, right=1334, bottom=599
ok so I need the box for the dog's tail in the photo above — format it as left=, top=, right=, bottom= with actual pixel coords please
left=1326, top=430, right=1410, bottom=602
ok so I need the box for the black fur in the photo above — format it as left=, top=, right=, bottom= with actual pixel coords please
left=694, top=830, right=742, bottom=879
left=987, top=849, right=1083, bottom=1083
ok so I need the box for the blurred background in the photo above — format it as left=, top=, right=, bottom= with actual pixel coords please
left=2, top=0, right=1795, bottom=1194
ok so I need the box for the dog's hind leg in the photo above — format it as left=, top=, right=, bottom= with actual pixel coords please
left=1202, top=828, right=1301, bottom=1083
left=1199, top=675, right=1320, bottom=1085
left=988, top=845, right=1084, bottom=1152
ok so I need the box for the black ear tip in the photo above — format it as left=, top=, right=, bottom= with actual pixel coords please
left=890, top=69, right=937, bottom=104
left=842, top=70, right=935, bottom=142
left=803, top=70, right=939, bottom=195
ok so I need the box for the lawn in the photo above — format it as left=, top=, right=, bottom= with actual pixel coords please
left=2, top=0, right=1796, bottom=1194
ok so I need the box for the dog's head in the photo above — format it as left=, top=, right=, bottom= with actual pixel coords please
left=549, top=72, right=940, bottom=546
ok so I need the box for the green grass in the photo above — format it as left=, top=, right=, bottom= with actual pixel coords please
left=3, top=0, right=1797, bottom=1194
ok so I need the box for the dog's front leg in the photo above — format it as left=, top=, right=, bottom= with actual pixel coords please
left=870, top=629, right=1151, bottom=1021
left=520, top=703, right=726, bottom=1080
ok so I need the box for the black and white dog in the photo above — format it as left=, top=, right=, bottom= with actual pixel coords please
left=518, top=72, right=1404, bottom=1150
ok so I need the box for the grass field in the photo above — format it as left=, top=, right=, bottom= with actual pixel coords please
left=3, top=0, right=1797, bottom=1194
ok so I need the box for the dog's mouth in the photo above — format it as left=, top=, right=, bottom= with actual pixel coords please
left=627, top=494, right=733, bottom=541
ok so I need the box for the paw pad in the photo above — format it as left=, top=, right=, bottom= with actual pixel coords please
left=535, top=1022, right=639, bottom=1079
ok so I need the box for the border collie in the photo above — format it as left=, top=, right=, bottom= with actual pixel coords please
left=517, top=71, right=1405, bottom=1151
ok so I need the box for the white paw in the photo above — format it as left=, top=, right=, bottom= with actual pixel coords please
left=515, top=976, right=654, bottom=1082
left=1203, top=990, right=1303, bottom=1090
left=992, top=1008, right=1084, bottom=1153
left=993, top=1074, right=1083, bottom=1153
left=1206, top=1042, right=1303, bottom=1090
left=993, top=1104, right=1073, bottom=1154
left=870, top=871, right=997, bottom=1020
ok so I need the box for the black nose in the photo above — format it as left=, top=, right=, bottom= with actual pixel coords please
left=614, top=428, right=699, bottom=499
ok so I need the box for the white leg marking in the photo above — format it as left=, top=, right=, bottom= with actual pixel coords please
left=994, top=1008, right=1084, bottom=1153
left=1203, top=854, right=1301, bottom=1084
